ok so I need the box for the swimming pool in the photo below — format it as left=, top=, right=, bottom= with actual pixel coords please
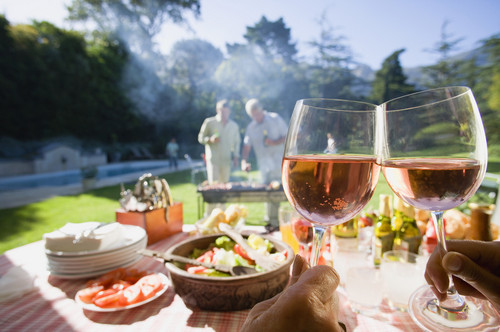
left=0, top=160, right=173, bottom=192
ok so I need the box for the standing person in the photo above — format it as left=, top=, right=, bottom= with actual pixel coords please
left=241, top=98, right=288, bottom=230
left=166, top=138, right=179, bottom=169
left=198, top=99, right=241, bottom=184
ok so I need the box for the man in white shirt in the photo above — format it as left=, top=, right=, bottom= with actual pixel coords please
left=241, top=98, right=288, bottom=229
left=198, top=99, right=241, bottom=184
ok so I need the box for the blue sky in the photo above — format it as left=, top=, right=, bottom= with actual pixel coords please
left=2, top=0, right=499, bottom=69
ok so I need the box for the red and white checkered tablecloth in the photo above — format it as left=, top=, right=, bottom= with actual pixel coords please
left=0, top=226, right=423, bottom=331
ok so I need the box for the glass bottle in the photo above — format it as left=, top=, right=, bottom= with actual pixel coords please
left=391, top=195, right=405, bottom=233
left=373, top=194, right=395, bottom=266
left=393, top=203, right=422, bottom=255
left=331, top=216, right=358, bottom=252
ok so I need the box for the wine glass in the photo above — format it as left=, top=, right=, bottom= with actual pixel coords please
left=282, top=99, right=380, bottom=266
left=379, top=86, right=499, bottom=330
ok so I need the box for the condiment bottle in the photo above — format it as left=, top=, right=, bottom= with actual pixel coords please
left=331, top=216, right=358, bottom=252
left=391, top=195, right=405, bottom=233
left=373, top=195, right=395, bottom=267
left=393, top=203, right=422, bottom=255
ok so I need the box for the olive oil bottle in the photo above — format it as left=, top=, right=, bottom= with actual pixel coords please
left=393, top=203, right=422, bottom=255
left=373, top=195, right=395, bottom=266
left=332, top=216, right=358, bottom=251
left=391, top=195, right=405, bottom=233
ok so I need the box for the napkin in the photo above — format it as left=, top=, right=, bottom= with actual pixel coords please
left=0, top=266, right=37, bottom=302
left=44, top=222, right=125, bottom=252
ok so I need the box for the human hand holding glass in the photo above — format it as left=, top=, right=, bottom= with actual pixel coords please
left=282, top=99, right=380, bottom=266
left=379, top=87, right=499, bottom=330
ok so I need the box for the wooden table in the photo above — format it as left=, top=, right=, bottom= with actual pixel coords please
left=0, top=225, right=424, bottom=331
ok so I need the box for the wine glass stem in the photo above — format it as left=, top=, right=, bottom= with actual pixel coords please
left=310, top=226, right=326, bottom=266
left=430, top=211, right=467, bottom=312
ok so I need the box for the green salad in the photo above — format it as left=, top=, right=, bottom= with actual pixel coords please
left=185, top=235, right=287, bottom=277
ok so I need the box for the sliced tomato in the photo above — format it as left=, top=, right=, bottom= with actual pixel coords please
left=187, top=266, right=209, bottom=275
left=87, top=268, right=126, bottom=288
left=119, top=284, right=144, bottom=305
left=233, top=244, right=254, bottom=263
left=137, top=274, right=163, bottom=299
left=93, top=290, right=123, bottom=308
left=123, top=268, right=147, bottom=283
left=93, top=289, right=118, bottom=300
left=77, top=285, right=104, bottom=304
left=196, top=250, right=215, bottom=264
left=111, top=280, right=132, bottom=291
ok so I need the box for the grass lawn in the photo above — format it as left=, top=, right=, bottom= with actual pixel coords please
left=1, top=159, right=499, bottom=255
left=0, top=170, right=271, bottom=254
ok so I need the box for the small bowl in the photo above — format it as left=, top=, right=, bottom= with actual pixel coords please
left=165, top=233, right=294, bottom=311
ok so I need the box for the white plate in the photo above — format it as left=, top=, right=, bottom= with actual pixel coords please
left=45, top=225, right=146, bottom=257
left=46, top=237, right=147, bottom=264
left=48, top=254, right=140, bottom=273
left=49, top=256, right=142, bottom=279
left=75, top=273, right=169, bottom=312
left=46, top=237, right=147, bottom=273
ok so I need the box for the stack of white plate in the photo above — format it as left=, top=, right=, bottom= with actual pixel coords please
left=46, top=225, right=147, bottom=279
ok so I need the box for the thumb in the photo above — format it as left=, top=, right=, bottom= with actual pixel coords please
left=443, top=251, right=500, bottom=303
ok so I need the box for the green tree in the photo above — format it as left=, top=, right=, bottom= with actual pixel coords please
left=421, top=21, right=474, bottom=88
left=243, top=16, right=298, bottom=64
left=0, top=18, right=147, bottom=144
left=67, top=0, right=200, bottom=53
left=218, top=16, right=304, bottom=122
left=307, top=13, right=357, bottom=99
left=167, top=39, right=224, bottom=147
left=370, top=49, right=415, bottom=104
left=474, top=34, right=500, bottom=147
left=66, top=0, right=202, bottom=126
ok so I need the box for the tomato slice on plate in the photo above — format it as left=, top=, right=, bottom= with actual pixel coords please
left=77, top=285, right=104, bottom=304
left=137, top=274, right=163, bottom=299
left=119, top=284, right=144, bottom=305
left=93, top=290, right=123, bottom=308
left=111, top=280, right=132, bottom=291
left=93, top=289, right=117, bottom=300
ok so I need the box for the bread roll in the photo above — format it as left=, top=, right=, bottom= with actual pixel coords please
left=443, top=209, right=469, bottom=239
left=202, top=208, right=226, bottom=229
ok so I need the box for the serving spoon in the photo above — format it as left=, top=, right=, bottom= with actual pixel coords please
left=218, top=223, right=281, bottom=271
left=137, top=248, right=258, bottom=276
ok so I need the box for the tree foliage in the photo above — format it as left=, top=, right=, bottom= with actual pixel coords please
left=67, top=0, right=200, bottom=39
left=307, top=14, right=358, bottom=99
left=243, top=16, right=297, bottom=65
left=218, top=16, right=304, bottom=123
left=2, top=10, right=500, bottom=161
left=0, top=16, right=147, bottom=148
left=370, top=49, right=415, bottom=104
left=421, top=21, right=474, bottom=88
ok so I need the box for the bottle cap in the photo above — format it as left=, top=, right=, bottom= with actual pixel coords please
left=379, top=194, right=392, bottom=218
left=394, top=195, right=405, bottom=212
left=402, top=203, right=415, bottom=219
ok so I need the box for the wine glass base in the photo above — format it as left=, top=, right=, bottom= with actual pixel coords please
left=409, top=285, right=500, bottom=331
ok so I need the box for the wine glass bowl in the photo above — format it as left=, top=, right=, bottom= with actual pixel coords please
left=282, top=99, right=380, bottom=266
left=379, top=86, right=498, bottom=330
